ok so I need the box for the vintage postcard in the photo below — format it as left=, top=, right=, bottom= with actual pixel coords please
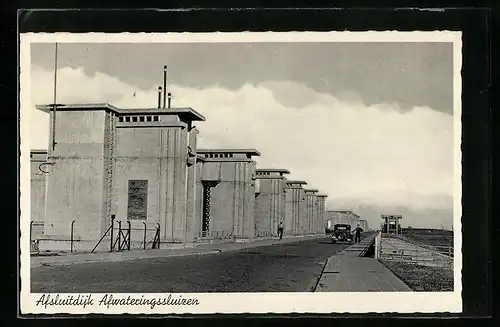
left=20, top=31, right=462, bottom=314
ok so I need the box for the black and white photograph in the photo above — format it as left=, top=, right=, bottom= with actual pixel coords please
left=20, top=32, right=462, bottom=314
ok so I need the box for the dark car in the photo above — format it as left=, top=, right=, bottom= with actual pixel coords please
left=331, top=224, right=353, bottom=244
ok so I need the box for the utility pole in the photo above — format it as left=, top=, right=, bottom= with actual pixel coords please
left=51, top=42, right=59, bottom=151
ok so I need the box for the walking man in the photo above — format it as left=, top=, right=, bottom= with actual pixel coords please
left=353, top=224, right=364, bottom=243
left=277, top=222, right=284, bottom=240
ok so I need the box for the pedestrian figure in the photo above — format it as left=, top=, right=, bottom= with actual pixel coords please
left=277, top=222, right=284, bottom=240
left=353, top=224, right=363, bottom=243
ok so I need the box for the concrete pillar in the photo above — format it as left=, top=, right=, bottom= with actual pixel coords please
left=304, top=189, right=318, bottom=235
left=284, top=180, right=307, bottom=236
left=254, top=169, right=290, bottom=237
left=37, top=105, right=112, bottom=251
left=316, top=194, right=327, bottom=234
left=196, top=149, right=260, bottom=242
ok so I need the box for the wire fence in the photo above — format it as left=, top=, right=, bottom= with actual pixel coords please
left=30, top=221, right=44, bottom=253
left=199, top=230, right=234, bottom=240
left=255, top=231, right=274, bottom=238
left=378, top=235, right=453, bottom=269
left=30, top=216, right=161, bottom=253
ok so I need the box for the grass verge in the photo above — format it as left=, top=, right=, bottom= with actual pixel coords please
left=381, top=260, right=454, bottom=292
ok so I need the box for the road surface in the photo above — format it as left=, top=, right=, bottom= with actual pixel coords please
left=31, top=237, right=349, bottom=293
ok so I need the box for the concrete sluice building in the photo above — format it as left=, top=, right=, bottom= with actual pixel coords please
left=359, top=219, right=369, bottom=232
left=325, top=210, right=361, bottom=231
left=195, top=149, right=259, bottom=242
left=29, top=101, right=330, bottom=252
left=315, top=194, right=327, bottom=234
left=33, top=103, right=205, bottom=251
left=304, top=189, right=318, bottom=235
left=284, top=180, right=307, bottom=236
left=254, top=169, right=289, bottom=237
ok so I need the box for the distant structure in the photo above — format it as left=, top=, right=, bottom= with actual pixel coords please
left=304, top=189, right=319, bottom=235
left=315, top=194, right=328, bottom=234
left=254, top=169, right=289, bottom=237
left=325, top=210, right=361, bottom=231
left=359, top=219, right=368, bottom=232
left=284, top=180, right=307, bottom=235
left=381, top=214, right=402, bottom=234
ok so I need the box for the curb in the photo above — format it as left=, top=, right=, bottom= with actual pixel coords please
left=32, top=250, right=223, bottom=268
left=31, top=236, right=325, bottom=268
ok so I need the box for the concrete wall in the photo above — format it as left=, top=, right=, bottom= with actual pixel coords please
left=42, top=110, right=109, bottom=246
left=113, top=117, right=189, bottom=244
left=197, top=152, right=257, bottom=240
left=349, top=212, right=360, bottom=230
left=254, top=171, right=287, bottom=237
left=30, top=151, right=47, bottom=224
left=359, top=219, right=368, bottom=232
left=326, top=211, right=352, bottom=228
left=304, top=190, right=318, bottom=235
left=316, top=195, right=327, bottom=234
left=185, top=127, right=200, bottom=244
left=284, top=182, right=306, bottom=236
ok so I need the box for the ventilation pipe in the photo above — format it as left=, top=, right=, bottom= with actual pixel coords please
left=157, top=86, right=162, bottom=108
left=163, top=65, right=167, bottom=108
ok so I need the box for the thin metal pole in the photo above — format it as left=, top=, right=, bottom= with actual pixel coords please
left=117, top=221, right=122, bottom=250
left=156, top=223, right=160, bottom=249
left=110, top=215, right=115, bottom=252
left=163, top=65, right=167, bottom=108
left=127, top=221, right=131, bottom=251
left=143, top=222, right=147, bottom=250
left=52, top=42, right=58, bottom=151
left=70, top=220, right=75, bottom=252
left=157, top=86, right=162, bottom=108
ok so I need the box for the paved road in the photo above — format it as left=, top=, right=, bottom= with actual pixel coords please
left=31, top=237, right=349, bottom=293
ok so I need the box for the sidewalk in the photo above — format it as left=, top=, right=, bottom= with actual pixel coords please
left=31, top=234, right=326, bottom=268
left=314, top=234, right=412, bottom=292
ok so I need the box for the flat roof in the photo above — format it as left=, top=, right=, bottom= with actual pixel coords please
left=35, top=103, right=206, bottom=121
left=304, top=189, right=319, bottom=193
left=286, top=180, right=307, bottom=185
left=198, top=149, right=261, bottom=156
left=316, top=193, right=328, bottom=197
left=30, top=149, right=48, bottom=154
left=328, top=210, right=353, bottom=213
left=256, top=168, right=290, bottom=174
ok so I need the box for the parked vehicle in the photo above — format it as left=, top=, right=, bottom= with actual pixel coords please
left=331, top=224, right=353, bottom=244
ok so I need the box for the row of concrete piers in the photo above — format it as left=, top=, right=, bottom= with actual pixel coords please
left=30, top=103, right=333, bottom=253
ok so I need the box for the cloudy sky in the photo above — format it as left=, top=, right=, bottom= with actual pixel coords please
left=29, top=41, right=455, bottom=230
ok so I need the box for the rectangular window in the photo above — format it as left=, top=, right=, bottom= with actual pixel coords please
left=146, top=116, right=152, bottom=122
left=132, top=116, right=138, bottom=122
left=153, top=116, right=159, bottom=121
left=125, top=116, right=131, bottom=122
left=127, top=180, right=148, bottom=220
left=118, top=117, right=124, bottom=122
left=139, top=116, right=145, bottom=122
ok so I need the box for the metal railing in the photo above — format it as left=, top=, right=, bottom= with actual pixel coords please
left=378, top=236, right=453, bottom=268
left=388, top=233, right=454, bottom=258
left=30, top=221, right=44, bottom=253
left=199, top=230, right=233, bottom=240
left=92, top=215, right=161, bottom=253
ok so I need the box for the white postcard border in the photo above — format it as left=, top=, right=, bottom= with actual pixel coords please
left=20, top=31, right=463, bottom=314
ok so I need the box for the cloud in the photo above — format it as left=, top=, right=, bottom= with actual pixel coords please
left=29, top=65, right=455, bottom=229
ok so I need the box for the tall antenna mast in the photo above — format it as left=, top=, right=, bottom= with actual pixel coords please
left=162, top=65, right=167, bottom=108
left=51, top=42, right=59, bottom=151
